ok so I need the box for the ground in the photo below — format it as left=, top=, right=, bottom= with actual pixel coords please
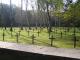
left=0, top=41, right=80, bottom=59
left=0, top=27, right=80, bottom=48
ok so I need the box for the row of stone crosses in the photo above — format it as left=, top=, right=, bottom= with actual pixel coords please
left=1, top=27, right=78, bottom=48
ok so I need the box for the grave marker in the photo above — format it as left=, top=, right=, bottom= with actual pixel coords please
left=73, top=36, right=77, bottom=48
left=37, top=30, right=40, bottom=37
left=60, top=32, right=63, bottom=38
left=25, top=27, right=27, bottom=31
left=70, top=26, right=78, bottom=48
left=55, top=29, right=57, bottom=34
left=3, top=31, right=5, bottom=41
left=27, top=30, right=30, bottom=36
left=35, top=26, right=37, bottom=30
left=64, top=30, right=66, bottom=35
left=49, top=35, right=55, bottom=46
left=29, top=27, right=31, bottom=30
left=33, top=28, right=34, bottom=32
left=21, top=26, right=23, bottom=30
left=73, top=27, right=77, bottom=48
left=40, top=27, right=43, bottom=32
left=5, top=27, right=6, bottom=30
left=31, top=34, right=36, bottom=44
left=10, top=26, right=13, bottom=32
left=18, top=30, right=21, bottom=36
left=67, top=27, right=70, bottom=32
left=16, top=33, right=19, bottom=43
left=10, top=27, right=13, bottom=37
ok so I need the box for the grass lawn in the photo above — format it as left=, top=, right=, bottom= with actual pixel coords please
left=0, top=27, right=80, bottom=48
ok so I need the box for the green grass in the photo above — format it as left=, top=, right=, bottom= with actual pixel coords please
left=0, top=27, right=80, bottom=48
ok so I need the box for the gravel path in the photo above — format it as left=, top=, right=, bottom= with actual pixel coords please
left=0, top=41, right=80, bottom=59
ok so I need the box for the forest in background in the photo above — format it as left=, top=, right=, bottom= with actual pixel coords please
left=0, top=0, right=80, bottom=27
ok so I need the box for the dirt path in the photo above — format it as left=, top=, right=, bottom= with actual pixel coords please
left=0, top=41, right=80, bottom=59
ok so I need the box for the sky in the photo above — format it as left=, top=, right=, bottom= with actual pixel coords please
left=63, top=0, right=77, bottom=4
left=73, top=0, right=77, bottom=2
left=0, top=0, right=77, bottom=10
left=0, top=0, right=36, bottom=10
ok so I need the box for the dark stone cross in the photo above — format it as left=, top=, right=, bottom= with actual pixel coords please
left=31, top=34, right=36, bottom=44
left=72, top=34, right=79, bottom=48
left=16, top=33, right=19, bottom=43
left=10, top=27, right=13, bottom=37
left=3, top=31, right=5, bottom=41
left=40, top=27, right=43, bottom=32
left=29, top=27, right=31, bottom=30
left=73, top=36, right=77, bottom=48
left=33, top=28, right=34, bottom=32
left=37, top=30, right=40, bottom=37
left=5, top=27, right=6, bottom=30
left=18, top=30, right=21, bottom=36
left=55, top=29, right=57, bottom=34
left=60, top=32, right=63, bottom=38
left=67, top=28, right=70, bottom=32
left=73, top=27, right=77, bottom=48
left=48, top=31, right=51, bottom=38
left=25, top=28, right=27, bottom=31
left=35, top=26, right=37, bottom=30
left=49, top=35, right=55, bottom=46
left=21, top=26, right=23, bottom=30
left=64, top=30, right=66, bottom=35
left=10, top=27, right=13, bottom=32
left=27, top=30, right=30, bottom=36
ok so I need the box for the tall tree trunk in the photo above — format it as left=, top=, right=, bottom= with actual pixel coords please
left=46, top=2, right=52, bottom=35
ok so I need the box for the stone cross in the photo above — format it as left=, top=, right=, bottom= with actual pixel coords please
left=40, top=27, right=43, bottom=32
left=35, top=26, right=37, bottom=30
left=31, top=34, right=36, bottom=44
left=48, top=32, right=51, bottom=38
left=16, top=33, right=19, bottom=43
left=10, top=27, right=13, bottom=37
left=21, top=26, right=23, bottom=30
left=55, top=29, right=57, bottom=34
left=37, top=30, right=40, bottom=37
left=18, top=30, right=21, bottom=36
left=25, top=28, right=27, bottom=31
left=27, top=30, right=30, bottom=36
left=73, top=36, right=77, bottom=48
left=72, top=30, right=78, bottom=48
left=3, top=31, right=5, bottom=41
left=29, top=27, right=31, bottom=30
left=60, top=32, right=62, bottom=38
left=10, top=27, right=13, bottom=32
left=64, top=30, right=66, bottom=35
left=73, top=27, right=77, bottom=48
left=33, top=28, right=34, bottom=32
left=5, top=27, right=6, bottom=30
left=49, top=35, right=55, bottom=46
left=67, top=28, right=70, bottom=32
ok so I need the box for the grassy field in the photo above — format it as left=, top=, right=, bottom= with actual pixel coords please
left=0, top=27, right=80, bottom=48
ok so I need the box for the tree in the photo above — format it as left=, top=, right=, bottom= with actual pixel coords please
left=37, top=0, right=64, bottom=36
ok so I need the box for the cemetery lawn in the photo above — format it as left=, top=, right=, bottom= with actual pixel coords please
left=0, top=27, right=80, bottom=48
